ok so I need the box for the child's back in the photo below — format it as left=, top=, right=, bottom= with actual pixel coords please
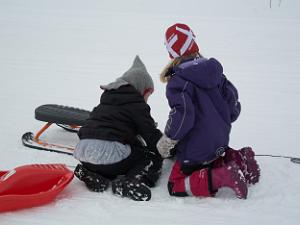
left=73, top=56, right=163, bottom=201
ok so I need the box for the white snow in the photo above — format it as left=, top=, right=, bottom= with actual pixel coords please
left=1, top=0, right=300, bottom=224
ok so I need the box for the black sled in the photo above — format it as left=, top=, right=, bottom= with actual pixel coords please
left=22, top=104, right=90, bottom=155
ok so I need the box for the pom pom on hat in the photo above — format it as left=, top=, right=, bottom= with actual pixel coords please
left=164, top=23, right=199, bottom=59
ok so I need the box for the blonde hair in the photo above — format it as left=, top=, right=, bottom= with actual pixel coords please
left=160, top=53, right=201, bottom=83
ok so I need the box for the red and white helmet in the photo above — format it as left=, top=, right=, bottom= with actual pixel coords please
left=164, top=23, right=199, bottom=59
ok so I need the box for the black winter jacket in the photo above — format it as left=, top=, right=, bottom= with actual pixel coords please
left=78, top=85, right=162, bottom=152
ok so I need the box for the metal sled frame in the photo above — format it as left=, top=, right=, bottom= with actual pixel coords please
left=33, top=122, right=80, bottom=150
left=22, top=104, right=90, bottom=155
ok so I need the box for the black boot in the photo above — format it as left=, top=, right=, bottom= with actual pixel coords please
left=126, top=151, right=163, bottom=188
left=74, top=164, right=110, bottom=192
left=112, top=177, right=151, bottom=201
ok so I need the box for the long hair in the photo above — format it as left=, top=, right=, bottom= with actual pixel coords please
left=160, top=52, right=202, bottom=83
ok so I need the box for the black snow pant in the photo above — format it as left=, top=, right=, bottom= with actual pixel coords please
left=81, top=144, right=163, bottom=187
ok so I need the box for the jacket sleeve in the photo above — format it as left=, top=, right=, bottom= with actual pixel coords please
left=221, top=75, right=241, bottom=122
left=132, top=104, right=162, bottom=152
left=164, top=78, right=195, bottom=140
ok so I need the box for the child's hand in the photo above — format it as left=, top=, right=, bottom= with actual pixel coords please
left=156, top=134, right=178, bottom=158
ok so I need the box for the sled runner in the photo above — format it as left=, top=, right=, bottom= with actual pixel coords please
left=22, top=104, right=90, bottom=155
left=0, top=164, right=74, bottom=212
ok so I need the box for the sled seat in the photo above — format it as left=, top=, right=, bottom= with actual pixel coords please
left=35, top=104, right=90, bottom=126
left=22, top=104, right=91, bottom=153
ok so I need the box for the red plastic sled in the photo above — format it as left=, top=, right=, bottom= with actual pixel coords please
left=0, top=164, right=74, bottom=212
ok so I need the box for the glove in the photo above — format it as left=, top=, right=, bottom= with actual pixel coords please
left=156, top=134, right=178, bottom=158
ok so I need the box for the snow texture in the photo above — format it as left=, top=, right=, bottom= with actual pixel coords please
left=0, top=0, right=300, bottom=224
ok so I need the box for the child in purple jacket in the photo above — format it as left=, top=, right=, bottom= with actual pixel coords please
left=157, top=23, right=260, bottom=199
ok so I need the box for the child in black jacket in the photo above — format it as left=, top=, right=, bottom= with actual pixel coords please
left=73, top=56, right=163, bottom=201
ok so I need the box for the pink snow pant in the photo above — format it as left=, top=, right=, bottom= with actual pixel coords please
left=168, top=159, right=223, bottom=197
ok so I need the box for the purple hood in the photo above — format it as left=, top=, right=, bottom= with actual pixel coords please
left=174, top=58, right=223, bottom=89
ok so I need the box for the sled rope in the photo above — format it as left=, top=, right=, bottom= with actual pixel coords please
left=255, top=154, right=300, bottom=164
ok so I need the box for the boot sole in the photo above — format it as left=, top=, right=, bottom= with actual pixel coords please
left=240, top=147, right=260, bottom=185
left=74, top=164, right=109, bottom=192
left=112, top=178, right=151, bottom=201
left=227, top=162, right=248, bottom=199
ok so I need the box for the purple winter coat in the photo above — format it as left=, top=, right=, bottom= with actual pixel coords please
left=164, top=57, right=241, bottom=166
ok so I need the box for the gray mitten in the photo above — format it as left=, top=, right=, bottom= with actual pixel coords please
left=156, top=134, right=178, bottom=158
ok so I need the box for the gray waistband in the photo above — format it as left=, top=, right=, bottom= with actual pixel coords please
left=73, top=139, right=131, bottom=165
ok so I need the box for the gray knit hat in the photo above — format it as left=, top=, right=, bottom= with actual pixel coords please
left=100, top=56, right=154, bottom=95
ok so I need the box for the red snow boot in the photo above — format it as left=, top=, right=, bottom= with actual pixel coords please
left=211, top=161, right=248, bottom=199
left=225, top=147, right=260, bottom=185
left=168, top=161, right=247, bottom=199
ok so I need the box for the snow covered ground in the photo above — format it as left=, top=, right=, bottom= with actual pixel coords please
left=1, top=0, right=300, bottom=224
